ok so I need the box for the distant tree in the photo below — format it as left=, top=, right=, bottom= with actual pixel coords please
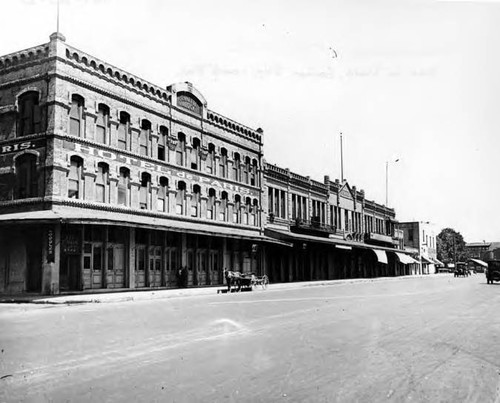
left=437, top=228, right=469, bottom=264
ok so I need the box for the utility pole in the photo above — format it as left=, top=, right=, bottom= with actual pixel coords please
left=340, top=133, right=344, bottom=182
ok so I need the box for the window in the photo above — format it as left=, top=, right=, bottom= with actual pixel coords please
left=139, top=172, right=151, bottom=209
left=191, top=138, right=201, bottom=170
left=219, top=148, right=228, bottom=178
left=252, top=199, right=259, bottom=226
left=157, top=176, right=169, bottom=212
left=244, top=157, right=251, bottom=184
left=244, top=197, right=251, bottom=224
left=207, top=188, right=216, bottom=219
left=69, top=94, right=84, bottom=137
left=95, top=163, right=109, bottom=203
left=191, top=184, right=200, bottom=216
left=206, top=143, right=215, bottom=174
left=68, top=156, right=83, bottom=199
left=176, top=181, right=186, bottom=214
left=233, top=153, right=241, bottom=181
left=176, top=133, right=186, bottom=166
left=158, top=126, right=168, bottom=161
left=118, top=167, right=130, bottom=206
left=251, top=159, right=258, bottom=186
left=118, top=112, right=130, bottom=150
left=408, top=229, right=414, bottom=242
left=140, top=120, right=151, bottom=156
left=15, top=154, right=38, bottom=199
left=220, top=191, right=228, bottom=221
left=18, top=91, right=42, bottom=136
left=234, top=194, right=241, bottom=223
left=95, top=104, right=109, bottom=144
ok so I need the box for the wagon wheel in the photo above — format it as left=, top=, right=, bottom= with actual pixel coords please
left=262, top=275, right=269, bottom=289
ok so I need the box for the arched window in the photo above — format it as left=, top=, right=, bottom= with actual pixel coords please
left=206, top=143, right=215, bottom=174
left=219, top=148, right=228, bottom=178
left=15, top=154, right=38, bottom=199
left=234, top=194, right=241, bottom=223
left=140, top=119, right=151, bottom=156
left=18, top=91, right=42, bottom=136
left=175, top=181, right=186, bottom=214
left=191, top=138, right=200, bottom=170
left=157, top=176, right=169, bottom=212
left=207, top=188, right=216, bottom=219
left=95, top=103, right=109, bottom=144
left=252, top=199, right=259, bottom=226
left=158, top=126, right=168, bottom=161
left=69, top=94, right=84, bottom=137
left=139, top=172, right=151, bottom=209
left=233, top=153, right=241, bottom=182
left=244, top=156, right=251, bottom=184
left=95, top=162, right=109, bottom=203
left=118, top=112, right=130, bottom=150
left=251, top=159, right=258, bottom=186
left=118, top=167, right=130, bottom=206
left=68, top=156, right=83, bottom=199
left=244, top=197, right=251, bottom=225
left=191, top=184, right=201, bottom=217
left=176, top=133, right=186, bottom=166
left=220, top=191, right=228, bottom=221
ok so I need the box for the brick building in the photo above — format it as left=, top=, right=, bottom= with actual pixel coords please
left=0, top=32, right=416, bottom=295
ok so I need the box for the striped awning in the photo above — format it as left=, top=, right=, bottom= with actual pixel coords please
left=470, top=258, right=488, bottom=267
left=372, top=249, right=388, bottom=264
left=395, top=252, right=418, bottom=265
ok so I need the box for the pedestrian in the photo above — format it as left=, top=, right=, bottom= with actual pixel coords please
left=181, top=266, right=188, bottom=288
left=176, top=267, right=183, bottom=288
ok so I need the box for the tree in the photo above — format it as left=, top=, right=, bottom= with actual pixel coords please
left=437, top=228, right=469, bottom=264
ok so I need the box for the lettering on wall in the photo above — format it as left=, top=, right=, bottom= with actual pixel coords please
left=63, top=141, right=259, bottom=197
left=177, top=93, right=202, bottom=115
left=46, top=228, right=55, bottom=263
left=0, top=139, right=46, bottom=155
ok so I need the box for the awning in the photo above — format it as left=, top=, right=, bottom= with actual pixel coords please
left=372, top=249, right=388, bottom=264
left=421, top=256, right=434, bottom=264
left=395, top=252, right=418, bottom=265
left=336, top=245, right=352, bottom=251
left=470, top=258, right=488, bottom=267
left=433, top=258, right=445, bottom=266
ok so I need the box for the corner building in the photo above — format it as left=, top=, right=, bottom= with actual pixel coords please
left=0, top=33, right=275, bottom=294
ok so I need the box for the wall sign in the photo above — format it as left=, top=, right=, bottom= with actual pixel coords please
left=47, top=228, right=55, bottom=263
left=0, top=139, right=46, bottom=155
left=177, top=93, right=202, bottom=115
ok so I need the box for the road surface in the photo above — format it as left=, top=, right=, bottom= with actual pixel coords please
left=1, top=274, right=499, bottom=402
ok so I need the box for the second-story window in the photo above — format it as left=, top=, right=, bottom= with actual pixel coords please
left=207, top=188, right=216, bottom=219
left=15, top=154, right=38, bottom=199
left=157, top=176, right=169, bottom=212
left=118, top=112, right=130, bottom=150
left=252, top=199, right=259, bottom=226
left=251, top=159, right=258, bottom=186
left=206, top=143, right=215, bottom=174
left=244, top=157, right=251, bottom=184
left=158, top=126, right=168, bottom=162
left=191, top=184, right=200, bottom=216
left=140, top=120, right=151, bottom=157
left=244, top=197, right=251, bottom=225
left=220, top=191, right=228, bottom=221
left=68, top=156, right=83, bottom=199
left=175, top=181, right=186, bottom=214
left=234, top=194, right=241, bottom=223
left=95, top=162, right=109, bottom=203
left=233, top=153, right=241, bottom=182
left=176, top=133, right=186, bottom=166
left=191, top=138, right=200, bottom=170
left=18, top=91, right=42, bottom=136
left=140, top=172, right=151, bottom=209
left=69, top=94, right=84, bottom=137
left=118, top=167, right=130, bottom=206
left=95, top=104, right=109, bottom=144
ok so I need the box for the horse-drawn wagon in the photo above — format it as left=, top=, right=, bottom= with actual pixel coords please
left=218, top=270, right=269, bottom=293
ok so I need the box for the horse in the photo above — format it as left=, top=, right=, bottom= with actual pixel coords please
left=224, top=269, right=243, bottom=292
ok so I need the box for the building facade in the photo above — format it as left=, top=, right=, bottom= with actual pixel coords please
left=398, top=221, right=439, bottom=274
left=0, top=33, right=416, bottom=295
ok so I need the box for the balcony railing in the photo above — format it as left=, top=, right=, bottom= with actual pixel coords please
left=291, top=217, right=336, bottom=236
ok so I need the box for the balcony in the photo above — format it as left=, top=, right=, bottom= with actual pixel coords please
left=291, top=217, right=336, bottom=238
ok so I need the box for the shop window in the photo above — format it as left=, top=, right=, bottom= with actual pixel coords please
left=95, top=162, right=109, bottom=203
left=220, top=191, right=228, bottom=221
left=176, top=133, right=186, bottom=166
left=117, top=111, right=130, bottom=150
left=140, top=119, right=151, bottom=156
left=207, top=188, right=216, bottom=219
left=68, top=156, right=83, bottom=199
left=118, top=167, right=130, bottom=206
left=15, top=153, right=38, bottom=199
left=69, top=94, right=84, bottom=137
left=140, top=172, right=151, bottom=209
left=158, top=126, right=168, bottom=161
left=157, top=176, right=169, bottom=212
left=95, top=103, right=109, bottom=144
left=18, top=91, right=42, bottom=136
left=219, top=148, right=228, bottom=178
left=191, top=184, right=200, bottom=217
left=206, top=143, right=215, bottom=174
left=176, top=181, right=186, bottom=214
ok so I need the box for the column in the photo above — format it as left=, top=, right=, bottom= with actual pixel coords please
left=41, top=223, right=61, bottom=295
left=128, top=227, right=136, bottom=288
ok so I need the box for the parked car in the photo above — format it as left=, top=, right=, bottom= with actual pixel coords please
left=486, top=261, right=500, bottom=284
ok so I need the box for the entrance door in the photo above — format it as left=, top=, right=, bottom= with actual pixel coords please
left=197, top=249, right=208, bottom=285
left=60, top=255, right=81, bottom=291
left=149, top=246, right=162, bottom=287
left=106, top=245, right=126, bottom=288
left=83, top=242, right=104, bottom=289
left=135, top=245, right=146, bottom=287
left=208, top=250, right=221, bottom=285
left=165, top=247, right=179, bottom=287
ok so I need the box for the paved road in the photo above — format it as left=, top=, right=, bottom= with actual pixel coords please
left=1, top=274, right=499, bottom=403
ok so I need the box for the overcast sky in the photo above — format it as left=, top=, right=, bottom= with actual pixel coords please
left=2, top=0, right=500, bottom=242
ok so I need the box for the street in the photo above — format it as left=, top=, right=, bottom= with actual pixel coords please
left=1, top=274, right=500, bottom=403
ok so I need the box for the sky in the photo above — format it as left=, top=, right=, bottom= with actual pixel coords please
left=1, top=0, right=499, bottom=242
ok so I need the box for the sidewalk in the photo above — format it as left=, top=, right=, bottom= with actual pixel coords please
left=0, top=274, right=449, bottom=305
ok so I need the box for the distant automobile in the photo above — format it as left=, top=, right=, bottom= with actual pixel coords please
left=486, top=261, right=500, bottom=284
